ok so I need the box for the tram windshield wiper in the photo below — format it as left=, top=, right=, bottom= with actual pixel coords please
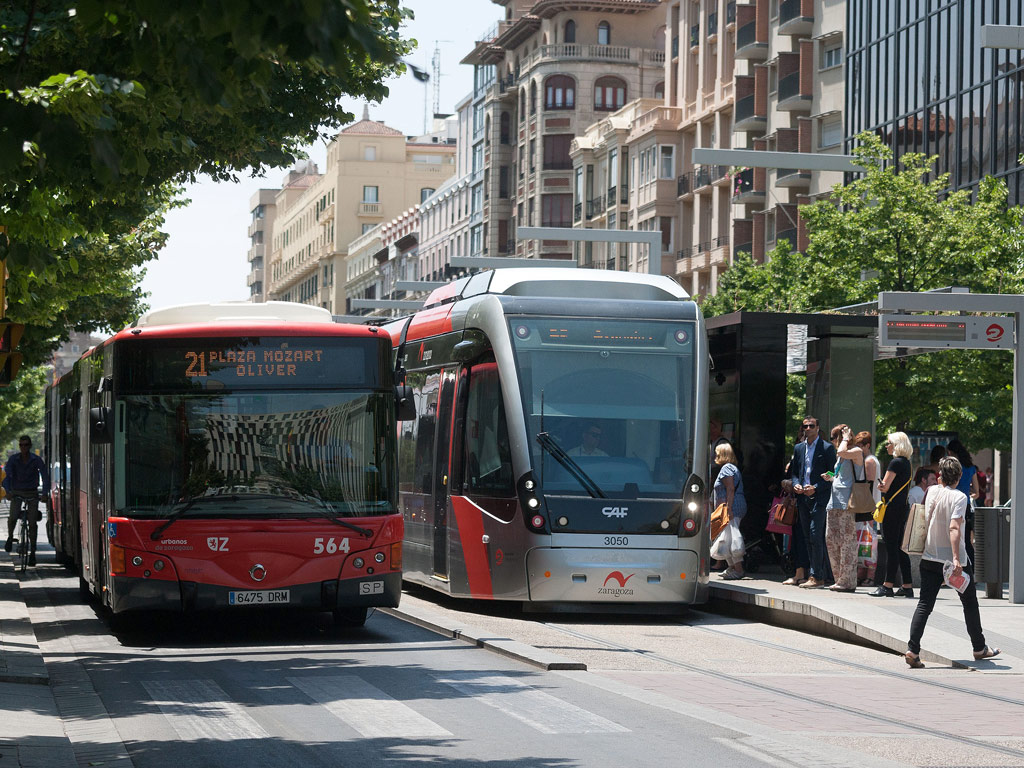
left=150, top=495, right=202, bottom=540
left=536, top=432, right=606, bottom=499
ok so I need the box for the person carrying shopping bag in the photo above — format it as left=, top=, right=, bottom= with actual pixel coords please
left=711, top=443, right=746, bottom=580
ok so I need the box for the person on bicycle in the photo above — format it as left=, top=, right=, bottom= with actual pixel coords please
left=3, top=435, right=50, bottom=566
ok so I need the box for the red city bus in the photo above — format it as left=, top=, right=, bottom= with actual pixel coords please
left=45, top=302, right=410, bottom=625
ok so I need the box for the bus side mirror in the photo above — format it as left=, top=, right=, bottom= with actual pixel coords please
left=395, top=385, right=416, bottom=422
left=90, top=407, right=113, bottom=444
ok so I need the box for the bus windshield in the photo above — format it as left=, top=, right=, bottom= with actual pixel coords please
left=122, top=391, right=394, bottom=518
left=509, top=317, right=696, bottom=499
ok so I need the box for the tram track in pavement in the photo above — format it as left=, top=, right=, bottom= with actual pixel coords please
left=538, top=618, right=1024, bottom=763
left=688, top=616, right=1024, bottom=709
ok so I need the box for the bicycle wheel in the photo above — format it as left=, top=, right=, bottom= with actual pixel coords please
left=18, top=519, right=28, bottom=573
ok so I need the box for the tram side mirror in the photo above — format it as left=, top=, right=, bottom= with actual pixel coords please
left=89, top=407, right=113, bottom=444
left=395, top=385, right=416, bottom=422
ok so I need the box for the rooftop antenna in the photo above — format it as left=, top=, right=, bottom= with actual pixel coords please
left=425, top=40, right=453, bottom=134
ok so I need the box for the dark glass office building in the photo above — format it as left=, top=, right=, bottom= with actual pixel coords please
left=847, top=1, right=1024, bottom=203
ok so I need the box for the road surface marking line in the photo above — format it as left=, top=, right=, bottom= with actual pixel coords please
left=143, top=680, right=269, bottom=741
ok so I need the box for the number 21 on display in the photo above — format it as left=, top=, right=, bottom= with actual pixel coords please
left=313, top=537, right=350, bottom=554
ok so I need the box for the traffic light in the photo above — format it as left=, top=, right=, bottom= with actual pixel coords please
left=0, top=321, right=24, bottom=387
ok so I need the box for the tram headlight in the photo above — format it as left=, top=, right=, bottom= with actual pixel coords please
left=558, top=516, right=568, bottom=527
left=524, top=479, right=535, bottom=491
left=527, top=497, right=539, bottom=509
left=680, top=473, right=705, bottom=538
left=530, top=515, right=545, bottom=529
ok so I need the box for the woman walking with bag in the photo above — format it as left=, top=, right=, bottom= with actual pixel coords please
left=823, top=425, right=863, bottom=592
left=712, top=444, right=747, bottom=580
left=872, top=431, right=915, bottom=598
left=905, top=456, right=999, bottom=668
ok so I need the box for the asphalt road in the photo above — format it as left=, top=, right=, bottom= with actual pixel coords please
left=19, top=563, right=1024, bottom=768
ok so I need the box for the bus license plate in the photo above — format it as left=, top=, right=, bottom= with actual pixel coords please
left=228, top=590, right=290, bottom=606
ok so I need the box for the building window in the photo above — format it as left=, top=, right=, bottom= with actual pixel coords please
left=598, top=21, right=610, bottom=45
left=565, top=19, right=576, bottom=43
left=363, top=186, right=378, bottom=203
left=530, top=81, right=537, bottom=115
left=821, top=44, right=842, bottom=71
left=659, top=145, right=675, bottom=179
left=820, top=116, right=842, bottom=148
left=420, top=188, right=435, bottom=203
left=529, top=138, right=536, bottom=172
left=543, top=134, right=574, bottom=170
left=654, top=81, right=665, bottom=100
left=594, top=76, right=626, bottom=111
left=500, top=112, right=511, bottom=144
left=545, top=75, right=576, bottom=109
left=364, top=146, right=376, bottom=161
left=542, top=194, right=572, bottom=227
left=362, top=223, right=375, bottom=234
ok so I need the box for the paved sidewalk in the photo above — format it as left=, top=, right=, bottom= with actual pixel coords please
left=0, top=536, right=78, bottom=767
left=709, top=574, right=1024, bottom=671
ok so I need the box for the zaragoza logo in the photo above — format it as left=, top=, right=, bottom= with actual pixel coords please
left=598, top=571, right=636, bottom=596
left=603, top=571, right=634, bottom=588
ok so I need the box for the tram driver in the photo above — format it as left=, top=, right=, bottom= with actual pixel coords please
left=567, top=422, right=608, bottom=458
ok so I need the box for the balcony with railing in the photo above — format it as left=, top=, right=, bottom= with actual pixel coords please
left=695, top=164, right=728, bottom=189
left=776, top=167, right=811, bottom=188
left=731, top=167, right=765, bottom=203
left=607, top=186, right=618, bottom=207
left=677, top=172, right=693, bottom=197
left=774, top=228, right=798, bottom=249
left=735, top=20, right=767, bottom=60
left=778, top=0, right=813, bottom=36
left=630, top=105, right=683, bottom=139
left=519, top=44, right=663, bottom=75
left=358, top=202, right=382, bottom=216
left=777, top=71, right=812, bottom=112
left=734, top=94, right=767, bottom=130
left=586, top=196, right=605, bottom=218
left=574, top=201, right=583, bottom=221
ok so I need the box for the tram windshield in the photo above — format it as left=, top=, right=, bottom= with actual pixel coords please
left=509, top=317, right=697, bottom=498
left=121, top=392, right=395, bottom=518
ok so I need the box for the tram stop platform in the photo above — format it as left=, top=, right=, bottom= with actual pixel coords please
left=708, top=576, right=1024, bottom=672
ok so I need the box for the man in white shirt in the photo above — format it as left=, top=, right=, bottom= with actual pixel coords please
left=905, top=456, right=999, bottom=668
left=907, top=467, right=936, bottom=507
left=568, top=423, right=608, bottom=457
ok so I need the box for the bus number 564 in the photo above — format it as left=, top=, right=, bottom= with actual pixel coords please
left=313, top=537, right=350, bottom=555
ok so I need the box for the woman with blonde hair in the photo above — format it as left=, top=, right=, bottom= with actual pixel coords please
left=822, top=424, right=863, bottom=592
left=712, top=443, right=746, bottom=579
left=872, top=431, right=915, bottom=598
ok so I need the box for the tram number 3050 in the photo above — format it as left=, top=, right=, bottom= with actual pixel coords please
left=603, top=536, right=629, bottom=546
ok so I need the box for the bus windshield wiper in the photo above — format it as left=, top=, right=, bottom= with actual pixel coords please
left=303, top=489, right=374, bottom=538
left=535, top=432, right=606, bottom=499
left=150, top=495, right=200, bottom=541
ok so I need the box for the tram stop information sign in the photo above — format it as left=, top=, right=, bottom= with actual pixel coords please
left=878, top=290, right=1023, bottom=604
left=880, top=316, right=1015, bottom=350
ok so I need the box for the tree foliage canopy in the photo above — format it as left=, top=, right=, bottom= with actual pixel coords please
left=702, top=133, right=1024, bottom=452
left=1, top=0, right=413, bottom=360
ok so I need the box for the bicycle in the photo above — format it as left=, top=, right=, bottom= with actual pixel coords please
left=9, top=491, right=39, bottom=572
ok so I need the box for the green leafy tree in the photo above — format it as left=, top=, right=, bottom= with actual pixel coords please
left=1, top=0, right=413, bottom=364
left=0, top=366, right=48, bottom=449
left=1, top=1, right=414, bottom=425
left=701, top=133, right=1024, bottom=451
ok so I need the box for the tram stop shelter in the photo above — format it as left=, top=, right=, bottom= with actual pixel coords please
left=705, top=311, right=879, bottom=540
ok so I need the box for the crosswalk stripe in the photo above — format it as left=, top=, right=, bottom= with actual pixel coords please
left=289, top=675, right=452, bottom=739
left=435, top=672, right=630, bottom=734
left=143, top=680, right=269, bottom=741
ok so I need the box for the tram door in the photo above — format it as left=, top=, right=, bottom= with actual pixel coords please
left=432, top=368, right=458, bottom=579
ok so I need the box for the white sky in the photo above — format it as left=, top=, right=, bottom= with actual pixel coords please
left=140, top=0, right=502, bottom=312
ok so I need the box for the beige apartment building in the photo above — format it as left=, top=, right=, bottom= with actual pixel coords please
left=247, top=188, right=278, bottom=302
left=461, top=0, right=665, bottom=262
left=260, top=108, right=456, bottom=312
left=731, top=0, right=845, bottom=265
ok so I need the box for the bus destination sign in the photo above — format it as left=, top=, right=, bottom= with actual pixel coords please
left=879, top=316, right=1015, bottom=350
left=119, top=337, right=384, bottom=391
